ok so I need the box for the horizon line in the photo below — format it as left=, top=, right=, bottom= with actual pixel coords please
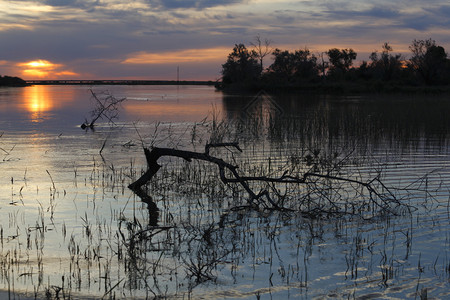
left=26, top=79, right=217, bottom=86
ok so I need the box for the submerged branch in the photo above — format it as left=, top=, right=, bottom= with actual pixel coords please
left=129, top=143, right=407, bottom=216
left=81, top=89, right=126, bottom=129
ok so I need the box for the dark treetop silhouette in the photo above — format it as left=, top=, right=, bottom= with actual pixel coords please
left=218, top=38, right=450, bottom=91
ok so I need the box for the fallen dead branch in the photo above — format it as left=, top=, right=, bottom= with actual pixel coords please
left=129, top=143, right=408, bottom=216
left=81, top=89, right=126, bottom=129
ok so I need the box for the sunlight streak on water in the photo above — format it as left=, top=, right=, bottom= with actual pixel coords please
left=22, top=85, right=54, bottom=122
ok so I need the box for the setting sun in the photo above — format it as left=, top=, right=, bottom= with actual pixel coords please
left=26, top=60, right=55, bottom=68
left=17, top=59, right=79, bottom=79
left=19, top=59, right=59, bottom=69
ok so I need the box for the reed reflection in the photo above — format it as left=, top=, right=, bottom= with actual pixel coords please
left=222, top=92, right=450, bottom=151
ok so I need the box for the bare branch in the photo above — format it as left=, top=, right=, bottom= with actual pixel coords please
left=251, top=34, right=273, bottom=73
left=129, top=143, right=407, bottom=216
left=81, top=89, right=127, bottom=129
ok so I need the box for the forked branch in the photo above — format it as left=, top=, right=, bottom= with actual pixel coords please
left=81, top=89, right=126, bottom=129
left=129, top=143, right=405, bottom=215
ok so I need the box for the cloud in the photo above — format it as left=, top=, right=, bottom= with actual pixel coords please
left=323, top=5, right=401, bottom=20
left=122, top=47, right=229, bottom=64
left=360, top=6, right=401, bottom=18
left=39, top=0, right=101, bottom=9
left=17, top=59, right=80, bottom=79
left=148, top=0, right=244, bottom=10
left=42, top=0, right=80, bottom=6
left=422, top=5, right=450, bottom=26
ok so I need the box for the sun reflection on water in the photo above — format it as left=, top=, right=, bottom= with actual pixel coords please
left=22, top=85, right=54, bottom=122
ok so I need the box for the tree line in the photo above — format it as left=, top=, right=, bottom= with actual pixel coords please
left=0, top=75, right=28, bottom=87
left=219, top=38, right=450, bottom=92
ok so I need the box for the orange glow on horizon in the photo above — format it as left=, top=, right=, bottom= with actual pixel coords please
left=122, top=47, right=230, bottom=65
left=17, top=59, right=79, bottom=79
left=23, top=69, right=50, bottom=78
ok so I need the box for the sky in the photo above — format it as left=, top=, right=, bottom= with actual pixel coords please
left=1, top=0, right=449, bottom=80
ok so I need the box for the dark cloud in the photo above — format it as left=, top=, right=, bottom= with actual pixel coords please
left=423, top=5, right=450, bottom=26
left=400, top=16, right=434, bottom=31
left=148, top=0, right=243, bottom=10
left=210, top=27, right=250, bottom=35
left=42, top=0, right=78, bottom=6
left=272, top=10, right=297, bottom=24
left=40, top=0, right=100, bottom=9
left=378, top=4, right=450, bottom=31
left=170, top=12, right=190, bottom=19
left=325, top=5, right=400, bottom=19
left=320, top=3, right=450, bottom=32
left=0, top=20, right=148, bottom=62
left=360, top=7, right=400, bottom=18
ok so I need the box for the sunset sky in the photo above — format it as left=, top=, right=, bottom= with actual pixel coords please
left=1, top=0, right=449, bottom=80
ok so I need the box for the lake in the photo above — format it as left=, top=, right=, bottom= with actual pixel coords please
left=0, top=85, right=449, bottom=299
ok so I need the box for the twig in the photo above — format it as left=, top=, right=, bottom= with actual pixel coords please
left=46, top=170, right=56, bottom=191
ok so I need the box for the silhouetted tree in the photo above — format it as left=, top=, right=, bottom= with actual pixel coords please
left=408, top=39, right=448, bottom=85
left=369, top=42, right=403, bottom=81
left=266, top=48, right=318, bottom=84
left=317, top=52, right=329, bottom=80
left=356, top=61, right=372, bottom=81
left=217, top=39, right=450, bottom=91
left=267, top=49, right=295, bottom=80
left=251, top=34, right=272, bottom=74
left=221, top=44, right=260, bottom=87
left=326, top=48, right=357, bottom=78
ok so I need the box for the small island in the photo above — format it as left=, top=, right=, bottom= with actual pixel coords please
left=217, top=38, right=450, bottom=93
left=0, top=75, right=28, bottom=87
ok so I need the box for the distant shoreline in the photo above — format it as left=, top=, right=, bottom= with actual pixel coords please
left=26, top=79, right=216, bottom=86
left=0, top=75, right=28, bottom=86
left=22, top=79, right=450, bottom=94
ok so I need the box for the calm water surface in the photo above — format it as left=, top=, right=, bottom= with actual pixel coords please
left=0, top=85, right=449, bottom=299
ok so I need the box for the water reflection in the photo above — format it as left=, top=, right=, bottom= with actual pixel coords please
left=22, top=85, right=54, bottom=122
left=118, top=85, right=223, bottom=122
left=222, top=92, right=450, bottom=152
left=123, top=99, right=217, bottom=122
left=0, top=85, right=90, bottom=132
left=0, top=85, right=449, bottom=299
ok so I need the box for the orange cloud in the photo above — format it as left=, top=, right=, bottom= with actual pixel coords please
left=23, top=69, right=50, bottom=78
left=55, top=70, right=78, bottom=76
left=17, top=59, right=79, bottom=79
left=18, top=59, right=61, bottom=69
left=122, top=47, right=229, bottom=64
